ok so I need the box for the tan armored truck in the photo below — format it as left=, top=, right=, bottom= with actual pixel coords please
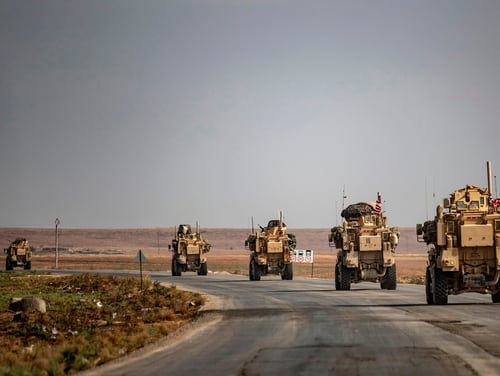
left=329, top=195, right=399, bottom=290
left=245, top=213, right=296, bottom=281
left=4, top=238, right=33, bottom=270
left=416, top=161, right=500, bottom=304
left=169, top=224, right=211, bottom=276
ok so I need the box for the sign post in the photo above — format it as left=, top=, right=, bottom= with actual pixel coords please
left=306, top=249, right=314, bottom=278
left=292, top=249, right=314, bottom=278
left=54, top=218, right=60, bottom=269
left=135, top=249, right=147, bottom=289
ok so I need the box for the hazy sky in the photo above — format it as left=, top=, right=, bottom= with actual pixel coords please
left=1, top=0, right=499, bottom=229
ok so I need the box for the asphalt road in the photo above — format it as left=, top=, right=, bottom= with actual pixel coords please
left=81, top=272, right=500, bottom=376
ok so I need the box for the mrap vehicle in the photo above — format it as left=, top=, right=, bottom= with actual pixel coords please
left=329, top=194, right=399, bottom=290
left=417, top=162, right=500, bottom=304
left=245, top=212, right=296, bottom=281
left=169, top=224, right=211, bottom=276
left=4, top=238, right=33, bottom=270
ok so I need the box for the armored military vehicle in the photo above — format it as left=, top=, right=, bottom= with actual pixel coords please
left=417, top=161, right=500, bottom=304
left=245, top=212, right=296, bottom=280
left=4, top=238, right=33, bottom=270
left=329, top=193, right=399, bottom=290
left=169, top=223, right=211, bottom=276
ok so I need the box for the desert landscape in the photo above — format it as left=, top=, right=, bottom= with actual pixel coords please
left=0, top=227, right=428, bottom=283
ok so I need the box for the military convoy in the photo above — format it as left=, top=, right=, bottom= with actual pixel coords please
left=4, top=238, right=33, bottom=270
left=4, top=161, right=500, bottom=309
left=169, top=223, right=211, bottom=276
left=245, top=212, right=296, bottom=280
left=417, top=161, right=500, bottom=304
left=329, top=194, right=400, bottom=290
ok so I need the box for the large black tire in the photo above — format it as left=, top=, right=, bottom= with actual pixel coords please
left=432, top=267, right=448, bottom=305
left=197, top=262, right=208, bottom=276
left=24, top=261, right=31, bottom=270
left=171, top=258, right=182, bottom=277
left=492, top=291, right=500, bottom=303
left=249, top=261, right=254, bottom=281
left=339, top=263, right=351, bottom=291
left=381, top=265, right=397, bottom=290
left=254, top=260, right=261, bottom=281
left=334, top=263, right=340, bottom=290
left=6, top=258, right=13, bottom=271
left=281, top=263, right=293, bottom=280
left=425, top=266, right=434, bottom=305
left=249, top=258, right=261, bottom=281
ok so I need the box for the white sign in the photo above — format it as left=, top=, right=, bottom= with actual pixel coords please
left=292, top=249, right=314, bottom=263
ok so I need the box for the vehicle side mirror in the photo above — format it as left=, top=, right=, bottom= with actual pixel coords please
left=443, top=198, right=450, bottom=209
left=416, top=223, right=423, bottom=235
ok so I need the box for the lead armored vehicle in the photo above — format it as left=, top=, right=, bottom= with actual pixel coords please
left=417, top=162, right=500, bottom=304
left=169, top=224, right=211, bottom=276
left=245, top=212, right=296, bottom=280
left=4, top=238, right=33, bottom=270
left=329, top=194, right=399, bottom=290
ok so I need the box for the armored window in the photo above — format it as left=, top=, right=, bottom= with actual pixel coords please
left=480, top=197, right=485, bottom=206
left=495, top=220, right=500, bottom=232
left=456, top=201, right=466, bottom=209
left=469, top=201, right=479, bottom=209
left=446, top=221, right=456, bottom=233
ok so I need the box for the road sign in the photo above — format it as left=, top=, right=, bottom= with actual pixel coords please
left=135, top=250, right=147, bottom=262
left=292, top=249, right=314, bottom=263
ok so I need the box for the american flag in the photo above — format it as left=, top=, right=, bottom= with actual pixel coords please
left=493, top=198, right=500, bottom=209
left=374, top=192, right=382, bottom=215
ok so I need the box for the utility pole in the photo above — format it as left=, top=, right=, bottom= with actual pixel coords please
left=54, top=218, right=60, bottom=269
left=157, top=231, right=160, bottom=255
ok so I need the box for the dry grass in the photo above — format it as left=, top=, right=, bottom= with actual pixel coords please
left=0, top=273, right=203, bottom=375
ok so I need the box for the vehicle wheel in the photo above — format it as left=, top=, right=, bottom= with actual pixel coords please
left=281, top=263, right=293, bottom=280
left=339, top=263, right=351, bottom=290
left=197, top=262, right=208, bottom=276
left=380, top=278, right=387, bottom=290
left=6, top=258, right=13, bottom=271
left=335, top=263, right=340, bottom=290
left=492, top=291, right=500, bottom=303
left=248, top=258, right=260, bottom=281
left=425, top=266, right=434, bottom=305
left=382, top=265, right=397, bottom=290
left=432, top=267, right=448, bottom=305
left=254, top=260, right=261, bottom=281
left=24, top=261, right=31, bottom=270
left=171, top=258, right=181, bottom=277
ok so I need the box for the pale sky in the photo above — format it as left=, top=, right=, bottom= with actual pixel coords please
left=1, top=0, right=499, bottom=229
